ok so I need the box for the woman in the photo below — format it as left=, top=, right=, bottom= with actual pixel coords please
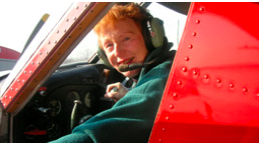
left=50, top=3, right=175, bottom=143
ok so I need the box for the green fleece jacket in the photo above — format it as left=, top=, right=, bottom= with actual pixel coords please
left=50, top=43, right=175, bottom=143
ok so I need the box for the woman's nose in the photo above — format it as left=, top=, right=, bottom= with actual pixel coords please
left=113, top=43, right=124, bottom=56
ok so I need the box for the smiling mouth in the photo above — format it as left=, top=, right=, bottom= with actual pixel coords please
left=118, top=57, right=134, bottom=65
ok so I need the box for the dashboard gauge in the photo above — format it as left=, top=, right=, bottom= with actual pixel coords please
left=47, top=121, right=61, bottom=139
left=48, top=100, right=61, bottom=116
left=66, top=91, right=80, bottom=107
left=84, top=92, right=94, bottom=108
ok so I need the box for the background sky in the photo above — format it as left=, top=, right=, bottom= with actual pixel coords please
left=0, top=1, right=187, bottom=54
left=0, top=0, right=73, bottom=53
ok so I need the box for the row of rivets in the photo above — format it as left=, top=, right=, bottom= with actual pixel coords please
left=156, top=6, right=205, bottom=142
left=49, top=4, right=82, bottom=47
left=47, top=4, right=89, bottom=47
left=44, top=4, right=91, bottom=60
left=0, top=3, right=91, bottom=108
left=174, top=3, right=200, bottom=103
left=1, top=51, right=38, bottom=105
left=5, top=7, right=55, bottom=102
left=178, top=67, right=252, bottom=93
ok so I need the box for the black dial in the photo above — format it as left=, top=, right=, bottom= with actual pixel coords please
left=48, top=100, right=61, bottom=116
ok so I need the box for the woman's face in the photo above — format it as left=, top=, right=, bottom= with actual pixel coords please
left=99, top=18, right=148, bottom=78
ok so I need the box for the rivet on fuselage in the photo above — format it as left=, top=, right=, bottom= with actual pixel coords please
left=199, top=7, right=205, bottom=11
left=173, top=92, right=178, bottom=98
left=172, top=92, right=178, bottom=100
left=216, top=79, right=221, bottom=83
left=192, top=32, right=197, bottom=36
left=229, top=83, right=234, bottom=88
left=196, top=20, right=200, bottom=24
left=193, top=70, right=198, bottom=75
left=182, top=67, right=187, bottom=72
left=185, top=57, right=189, bottom=61
left=188, top=44, right=193, bottom=49
left=243, top=88, right=248, bottom=92
left=177, top=81, right=182, bottom=85
left=169, top=105, right=174, bottom=109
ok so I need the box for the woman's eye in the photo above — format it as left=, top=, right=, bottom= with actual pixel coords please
left=107, top=44, right=113, bottom=47
left=105, top=44, right=113, bottom=49
left=123, top=37, right=130, bottom=41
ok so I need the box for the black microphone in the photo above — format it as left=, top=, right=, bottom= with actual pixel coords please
left=118, top=63, right=146, bottom=72
left=118, top=57, right=157, bottom=72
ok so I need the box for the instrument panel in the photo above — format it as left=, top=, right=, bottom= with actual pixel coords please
left=12, top=64, right=124, bottom=142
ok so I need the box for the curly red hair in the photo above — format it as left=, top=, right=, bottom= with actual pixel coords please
left=94, top=3, right=150, bottom=37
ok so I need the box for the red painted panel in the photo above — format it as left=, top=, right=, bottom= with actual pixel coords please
left=149, top=2, right=259, bottom=143
left=0, top=46, right=20, bottom=60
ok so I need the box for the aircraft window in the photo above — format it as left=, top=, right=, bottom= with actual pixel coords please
left=147, top=3, right=187, bottom=50
left=61, top=30, right=98, bottom=65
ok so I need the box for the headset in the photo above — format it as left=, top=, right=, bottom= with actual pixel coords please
left=97, top=5, right=166, bottom=71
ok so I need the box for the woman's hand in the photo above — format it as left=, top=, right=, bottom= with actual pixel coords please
left=104, top=82, right=129, bottom=102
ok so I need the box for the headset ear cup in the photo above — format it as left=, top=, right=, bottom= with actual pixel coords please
left=142, top=19, right=154, bottom=51
left=97, top=47, right=112, bottom=68
left=142, top=18, right=165, bottom=51
left=150, top=18, right=165, bottom=48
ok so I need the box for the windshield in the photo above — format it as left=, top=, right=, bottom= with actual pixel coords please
left=61, top=30, right=98, bottom=65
